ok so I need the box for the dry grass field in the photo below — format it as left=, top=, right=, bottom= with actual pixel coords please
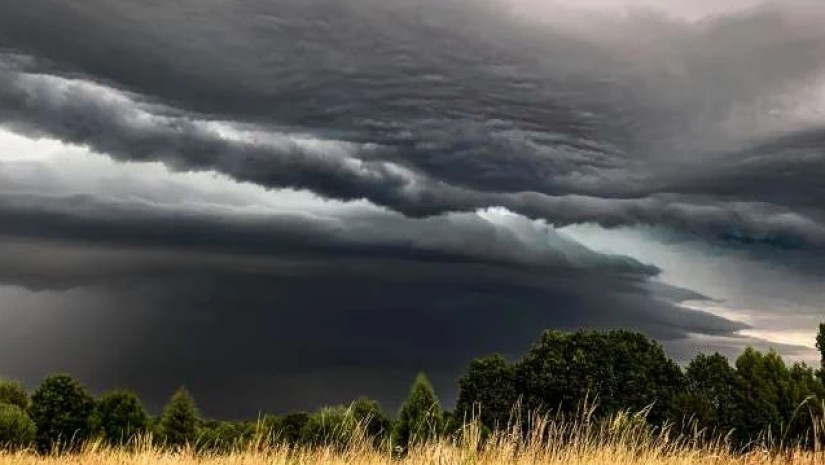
left=2, top=412, right=824, bottom=465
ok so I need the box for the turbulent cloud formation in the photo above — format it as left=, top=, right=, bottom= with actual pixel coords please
left=0, top=0, right=823, bottom=416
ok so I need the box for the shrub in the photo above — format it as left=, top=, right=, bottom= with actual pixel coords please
left=0, top=404, right=36, bottom=449
left=28, top=374, right=94, bottom=452
left=92, top=390, right=149, bottom=445
left=198, top=420, right=255, bottom=452
left=265, top=412, right=310, bottom=445
left=350, top=397, right=392, bottom=441
left=301, top=406, right=355, bottom=447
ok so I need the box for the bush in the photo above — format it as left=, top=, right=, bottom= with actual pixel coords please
left=0, top=379, right=29, bottom=410
left=28, top=374, right=94, bottom=452
left=264, top=412, right=309, bottom=444
left=350, top=397, right=392, bottom=441
left=0, top=404, right=36, bottom=449
left=198, top=420, right=255, bottom=452
left=92, top=390, right=149, bottom=445
left=301, top=406, right=355, bottom=447
left=159, top=387, right=200, bottom=447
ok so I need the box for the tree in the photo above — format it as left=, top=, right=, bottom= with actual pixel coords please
left=515, top=330, right=684, bottom=423
left=394, top=373, right=443, bottom=447
left=159, top=387, right=200, bottom=447
left=673, top=353, right=742, bottom=436
left=28, top=374, right=94, bottom=451
left=91, top=390, right=149, bottom=445
left=0, top=404, right=36, bottom=450
left=456, top=354, right=518, bottom=431
left=734, top=348, right=794, bottom=443
left=0, top=379, right=29, bottom=410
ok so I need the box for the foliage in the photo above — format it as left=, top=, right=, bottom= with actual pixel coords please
left=159, top=387, right=200, bottom=448
left=0, top=379, right=29, bottom=411
left=394, top=373, right=443, bottom=447
left=349, top=397, right=392, bottom=441
left=515, top=330, right=684, bottom=423
left=0, top=404, right=36, bottom=449
left=456, top=354, right=518, bottom=430
left=91, top=390, right=149, bottom=445
left=198, top=420, right=255, bottom=452
left=264, top=412, right=310, bottom=444
left=2, top=324, right=825, bottom=454
left=673, top=353, right=742, bottom=436
left=28, top=374, right=94, bottom=452
left=300, top=406, right=355, bottom=447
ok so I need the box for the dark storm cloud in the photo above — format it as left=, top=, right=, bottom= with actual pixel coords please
left=0, top=237, right=746, bottom=417
left=0, top=0, right=824, bottom=251
left=1, top=0, right=824, bottom=416
left=1, top=58, right=824, bottom=251
left=0, top=184, right=749, bottom=416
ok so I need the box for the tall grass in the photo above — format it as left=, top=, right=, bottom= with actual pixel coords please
left=2, top=408, right=824, bottom=465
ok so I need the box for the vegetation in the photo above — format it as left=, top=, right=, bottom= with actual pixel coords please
left=0, top=410, right=824, bottom=464
left=1, top=322, right=824, bottom=460
left=91, top=390, right=149, bottom=446
left=27, top=374, right=94, bottom=452
left=0, top=404, right=35, bottom=450
left=0, top=381, right=28, bottom=411
left=394, top=373, right=444, bottom=447
left=159, top=388, right=200, bottom=448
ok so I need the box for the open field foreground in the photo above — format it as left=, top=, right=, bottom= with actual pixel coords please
left=1, top=442, right=823, bottom=465
left=2, top=415, right=825, bottom=465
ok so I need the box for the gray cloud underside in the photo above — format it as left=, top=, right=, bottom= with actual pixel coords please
left=0, top=0, right=824, bottom=248
left=0, top=58, right=823, bottom=254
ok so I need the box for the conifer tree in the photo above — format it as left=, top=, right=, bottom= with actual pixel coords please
left=394, top=373, right=443, bottom=447
left=159, top=387, right=200, bottom=447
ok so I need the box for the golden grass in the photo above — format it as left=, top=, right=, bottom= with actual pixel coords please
left=2, top=411, right=824, bottom=465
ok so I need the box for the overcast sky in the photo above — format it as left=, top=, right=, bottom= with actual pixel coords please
left=0, top=0, right=823, bottom=418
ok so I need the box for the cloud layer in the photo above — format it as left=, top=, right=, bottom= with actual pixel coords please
left=0, top=0, right=823, bottom=416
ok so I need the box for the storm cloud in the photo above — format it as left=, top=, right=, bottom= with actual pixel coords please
left=0, top=0, right=823, bottom=416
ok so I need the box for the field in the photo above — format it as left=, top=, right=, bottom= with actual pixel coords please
left=2, top=413, right=824, bottom=465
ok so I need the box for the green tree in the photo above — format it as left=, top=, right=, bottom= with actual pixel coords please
left=456, top=354, right=518, bottom=431
left=515, top=330, right=684, bottom=423
left=159, top=387, right=200, bottom=447
left=91, top=390, right=149, bottom=445
left=394, top=373, right=443, bottom=447
left=0, top=379, right=29, bottom=410
left=0, top=404, right=36, bottom=450
left=734, top=348, right=797, bottom=443
left=673, top=353, right=742, bottom=436
left=28, top=374, right=94, bottom=451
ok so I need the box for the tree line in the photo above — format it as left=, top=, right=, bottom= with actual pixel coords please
left=1, top=323, right=824, bottom=452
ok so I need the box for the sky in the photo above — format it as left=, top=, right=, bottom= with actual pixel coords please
left=0, top=0, right=823, bottom=418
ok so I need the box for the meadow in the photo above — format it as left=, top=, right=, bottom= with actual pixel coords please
left=2, top=410, right=825, bottom=465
